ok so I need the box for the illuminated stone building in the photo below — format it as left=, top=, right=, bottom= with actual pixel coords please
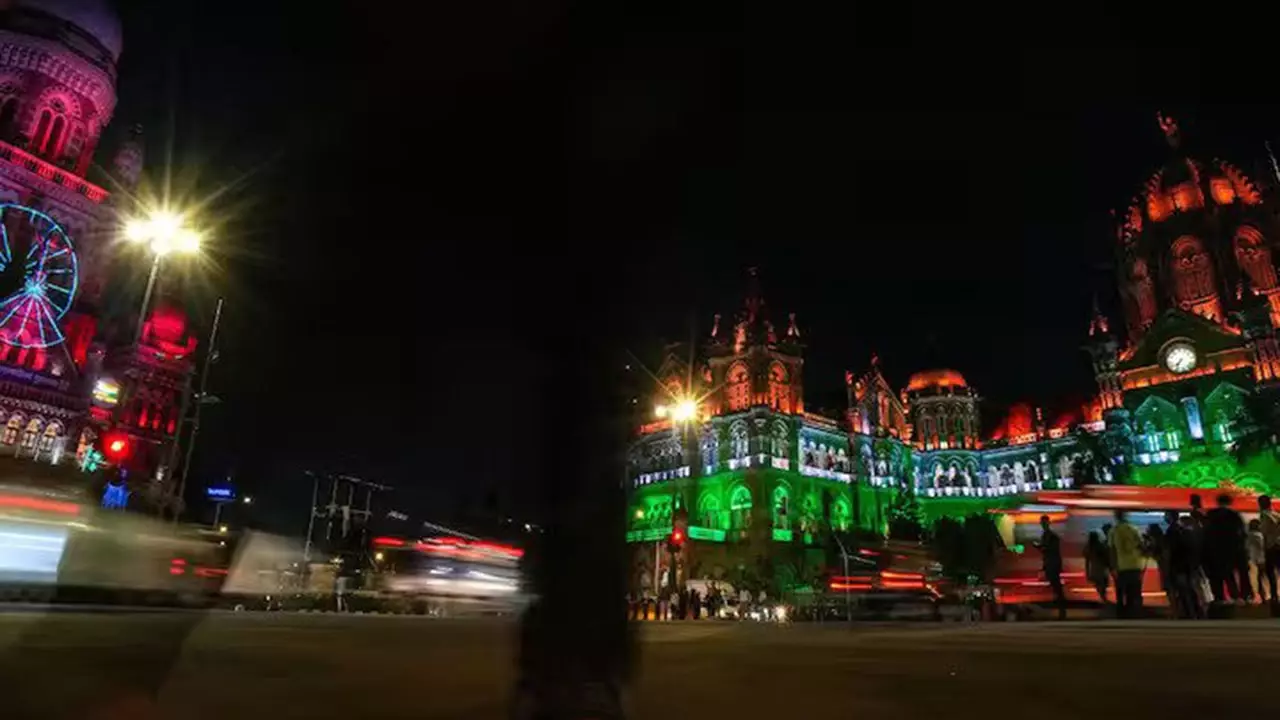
left=626, top=115, right=1280, bottom=588
left=0, top=2, right=196, bottom=494
left=1086, top=114, right=1280, bottom=493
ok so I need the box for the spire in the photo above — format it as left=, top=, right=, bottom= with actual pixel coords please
left=1088, top=295, right=1110, bottom=337
left=744, top=267, right=763, bottom=322
left=786, top=312, right=800, bottom=339
left=1267, top=140, right=1280, bottom=188
left=1157, top=111, right=1180, bottom=148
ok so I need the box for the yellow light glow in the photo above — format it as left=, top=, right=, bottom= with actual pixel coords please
left=375, top=551, right=385, bottom=562
left=150, top=235, right=173, bottom=256
left=218, top=525, right=228, bottom=534
left=149, top=211, right=183, bottom=241
left=635, top=509, right=645, bottom=519
left=124, top=219, right=151, bottom=242
left=174, top=228, right=201, bottom=253
left=654, top=404, right=668, bottom=419
left=671, top=399, right=698, bottom=423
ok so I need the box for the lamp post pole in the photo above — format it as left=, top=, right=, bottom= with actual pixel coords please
left=171, top=297, right=224, bottom=523
left=133, top=252, right=162, bottom=349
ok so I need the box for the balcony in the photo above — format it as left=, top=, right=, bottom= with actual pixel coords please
left=0, top=141, right=108, bottom=203
left=632, top=465, right=689, bottom=487
left=799, top=464, right=852, bottom=483
left=918, top=482, right=1045, bottom=498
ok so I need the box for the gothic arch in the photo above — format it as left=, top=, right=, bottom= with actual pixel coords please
left=725, top=361, right=750, bottom=411
left=729, top=420, right=749, bottom=459
left=1234, top=226, right=1278, bottom=291
left=1171, top=235, right=1218, bottom=307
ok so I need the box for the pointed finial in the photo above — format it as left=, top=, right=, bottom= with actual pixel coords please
left=786, top=312, right=799, bottom=338
left=1267, top=141, right=1280, bottom=187
left=1089, top=295, right=1110, bottom=336
left=1157, top=112, right=1180, bottom=148
left=710, top=313, right=721, bottom=339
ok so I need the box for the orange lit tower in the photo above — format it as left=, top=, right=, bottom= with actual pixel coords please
left=1095, top=114, right=1280, bottom=490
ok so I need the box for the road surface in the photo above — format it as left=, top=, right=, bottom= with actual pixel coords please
left=1, top=610, right=1277, bottom=719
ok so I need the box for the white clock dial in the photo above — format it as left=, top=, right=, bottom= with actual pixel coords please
left=1165, top=344, right=1196, bottom=374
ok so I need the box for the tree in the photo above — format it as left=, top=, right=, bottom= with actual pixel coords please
left=1230, top=391, right=1280, bottom=465
left=887, top=484, right=924, bottom=541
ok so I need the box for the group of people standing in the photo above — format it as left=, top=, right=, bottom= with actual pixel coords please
left=1038, top=493, right=1280, bottom=619
left=628, top=583, right=735, bottom=621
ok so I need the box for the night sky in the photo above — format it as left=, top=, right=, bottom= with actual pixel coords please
left=105, top=3, right=1280, bottom=533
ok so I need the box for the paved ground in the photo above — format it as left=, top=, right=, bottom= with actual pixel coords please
left=1, top=610, right=1278, bottom=719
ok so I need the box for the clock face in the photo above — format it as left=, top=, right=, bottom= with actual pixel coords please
left=1165, top=343, right=1197, bottom=374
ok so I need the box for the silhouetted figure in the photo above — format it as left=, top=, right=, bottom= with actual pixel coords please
left=1258, top=495, right=1280, bottom=606
left=1247, top=519, right=1267, bottom=605
left=1085, top=531, right=1111, bottom=604
left=1034, top=514, right=1065, bottom=620
left=1163, top=510, right=1199, bottom=618
left=1204, top=494, right=1249, bottom=603
left=1109, top=510, right=1145, bottom=619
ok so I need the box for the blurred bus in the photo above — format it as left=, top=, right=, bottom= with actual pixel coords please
left=372, top=534, right=525, bottom=609
left=990, top=484, right=1262, bottom=617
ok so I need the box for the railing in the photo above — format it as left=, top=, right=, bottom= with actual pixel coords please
left=0, top=140, right=108, bottom=203
left=771, top=456, right=790, bottom=470
left=632, top=465, right=689, bottom=486
left=799, top=464, right=852, bottom=483
left=918, top=482, right=1045, bottom=498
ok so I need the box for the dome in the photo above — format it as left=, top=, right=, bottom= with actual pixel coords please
left=906, top=368, right=967, bottom=392
left=14, top=0, right=123, bottom=61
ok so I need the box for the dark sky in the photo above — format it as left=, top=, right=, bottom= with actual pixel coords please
left=105, top=3, right=1280, bottom=532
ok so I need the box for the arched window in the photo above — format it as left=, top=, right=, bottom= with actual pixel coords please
left=697, top=493, right=722, bottom=530
left=772, top=485, right=790, bottom=529
left=831, top=499, right=851, bottom=531
left=767, top=362, right=790, bottom=413
left=3, top=414, right=21, bottom=445
left=1127, top=257, right=1158, bottom=330
left=1235, top=227, right=1278, bottom=292
left=700, top=426, right=718, bottom=470
left=770, top=420, right=788, bottom=458
left=726, top=362, right=749, bottom=411
left=47, top=116, right=65, bottom=156
left=1172, top=236, right=1218, bottom=305
left=38, top=422, right=61, bottom=453
left=21, top=417, right=42, bottom=449
left=0, top=97, right=18, bottom=138
left=32, top=109, right=51, bottom=151
left=729, top=486, right=752, bottom=530
left=729, top=421, right=749, bottom=459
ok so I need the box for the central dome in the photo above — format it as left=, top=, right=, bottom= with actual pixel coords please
left=906, top=368, right=967, bottom=392
left=13, top=0, right=123, bottom=61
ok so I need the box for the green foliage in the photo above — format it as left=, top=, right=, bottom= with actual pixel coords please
left=887, top=484, right=924, bottom=541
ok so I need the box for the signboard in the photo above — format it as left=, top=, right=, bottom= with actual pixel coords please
left=92, top=378, right=120, bottom=406
left=206, top=486, right=235, bottom=502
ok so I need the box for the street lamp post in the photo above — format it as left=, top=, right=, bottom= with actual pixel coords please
left=653, top=398, right=700, bottom=596
left=123, top=210, right=202, bottom=349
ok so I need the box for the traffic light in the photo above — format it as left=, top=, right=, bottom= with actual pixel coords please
left=101, top=433, right=131, bottom=465
left=667, top=528, right=685, bottom=553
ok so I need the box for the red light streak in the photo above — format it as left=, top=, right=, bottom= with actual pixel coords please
left=0, top=494, right=79, bottom=515
left=372, top=537, right=406, bottom=547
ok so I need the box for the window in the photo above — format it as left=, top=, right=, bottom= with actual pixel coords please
left=3, top=415, right=21, bottom=445
left=31, top=100, right=69, bottom=159
left=38, top=423, right=61, bottom=453
left=21, top=418, right=42, bottom=449
left=729, top=421, right=749, bottom=459
left=1235, top=227, right=1277, bottom=291
left=772, top=486, right=790, bottom=529
left=698, top=493, right=721, bottom=530
left=768, top=362, right=790, bottom=412
left=831, top=499, right=851, bottom=531
left=770, top=420, right=787, bottom=458
left=0, top=97, right=17, bottom=137
left=1172, top=236, right=1217, bottom=303
left=729, top=486, right=752, bottom=529
left=726, top=363, right=749, bottom=411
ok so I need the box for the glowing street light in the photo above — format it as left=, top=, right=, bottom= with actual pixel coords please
left=671, top=399, right=699, bottom=424
left=242, top=496, right=253, bottom=505
left=121, top=208, right=204, bottom=349
left=218, top=525, right=228, bottom=534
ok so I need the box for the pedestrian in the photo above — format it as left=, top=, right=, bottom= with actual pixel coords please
left=1144, top=523, right=1169, bottom=616
left=1163, top=511, right=1199, bottom=619
left=1033, top=514, right=1066, bottom=620
left=757, top=588, right=769, bottom=620
left=1258, top=495, right=1280, bottom=607
left=690, top=588, right=701, bottom=620
left=669, top=589, right=680, bottom=620
left=1109, top=510, right=1144, bottom=619
left=335, top=573, right=349, bottom=613
left=739, top=587, right=751, bottom=620
left=1247, top=519, right=1266, bottom=605
left=1084, top=531, right=1111, bottom=604
left=1204, top=493, right=1250, bottom=604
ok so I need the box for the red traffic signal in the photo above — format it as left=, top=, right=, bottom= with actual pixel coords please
left=668, top=528, right=686, bottom=552
left=102, top=433, right=131, bottom=463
